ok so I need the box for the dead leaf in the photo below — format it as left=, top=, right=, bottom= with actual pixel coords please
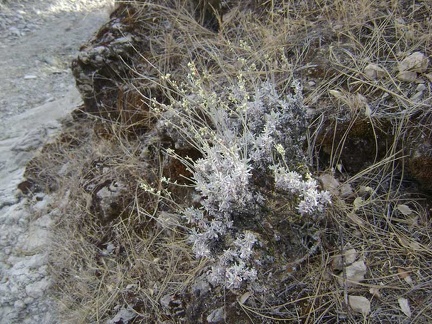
left=347, top=211, right=365, bottom=226
left=319, top=174, right=340, bottom=194
left=238, top=291, right=252, bottom=305
left=397, top=268, right=410, bottom=279
left=349, top=295, right=371, bottom=315
left=353, top=197, right=364, bottom=211
left=338, top=260, right=367, bottom=287
left=404, top=276, right=413, bottom=285
left=411, top=91, right=424, bottom=102
left=369, top=287, right=381, bottom=298
left=398, top=236, right=423, bottom=251
left=392, top=216, right=418, bottom=227
left=364, top=103, right=372, bottom=117
left=331, top=248, right=357, bottom=271
left=397, top=204, right=412, bottom=216
left=398, top=297, right=412, bottom=318
left=397, top=268, right=413, bottom=285
left=329, top=89, right=343, bottom=99
left=358, top=186, right=374, bottom=198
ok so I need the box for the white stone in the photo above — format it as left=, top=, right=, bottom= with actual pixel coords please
left=398, top=52, right=429, bottom=73
left=364, top=63, right=386, bottom=80
left=397, top=70, right=418, bottom=82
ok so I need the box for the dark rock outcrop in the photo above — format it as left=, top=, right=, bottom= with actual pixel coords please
left=71, top=1, right=222, bottom=133
left=72, top=5, right=135, bottom=113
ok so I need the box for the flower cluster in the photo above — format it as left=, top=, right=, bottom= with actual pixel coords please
left=193, top=145, right=254, bottom=214
left=235, top=79, right=307, bottom=170
left=182, top=207, right=258, bottom=288
left=273, top=166, right=331, bottom=215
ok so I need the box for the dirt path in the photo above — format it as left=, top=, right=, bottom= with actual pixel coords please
left=0, top=0, right=111, bottom=322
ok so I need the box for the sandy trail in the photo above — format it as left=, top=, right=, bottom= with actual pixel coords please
left=0, top=1, right=111, bottom=322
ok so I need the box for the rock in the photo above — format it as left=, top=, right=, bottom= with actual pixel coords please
left=71, top=3, right=162, bottom=134
left=398, top=52, right=429, bottom=73
left=71, top=4, right=142, bottom=117
left=0, top=1, right=112, bottom=322
left=397, top=70, right=418, bottom=82
left=160, top=294, right=174, bottom=310
left=160, top=294, right=185, bottom=318
left=191, top=275, right=211, bottom=297
left=93, top=180, right=128, bottom=223
left=364, top=63, right=386, bottom=80
left=12, top=128, right=47, bottom=152
left=41, top=56, right=59, bottom=66
left=14, top=299, right=25, bottom=309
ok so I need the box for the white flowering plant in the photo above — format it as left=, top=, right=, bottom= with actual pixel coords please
left=154, top=61, right=331, bottom=289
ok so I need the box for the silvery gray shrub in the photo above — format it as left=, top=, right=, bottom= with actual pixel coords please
left=156, top=63, right=330, bottom=288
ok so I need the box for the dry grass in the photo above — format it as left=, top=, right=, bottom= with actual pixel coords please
left=24, top=0, right=432, bottom=322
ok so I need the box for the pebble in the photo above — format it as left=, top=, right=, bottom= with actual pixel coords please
left=364, top=63, right=386, bottom=80
left=397, top=70, right=418, bottom=82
